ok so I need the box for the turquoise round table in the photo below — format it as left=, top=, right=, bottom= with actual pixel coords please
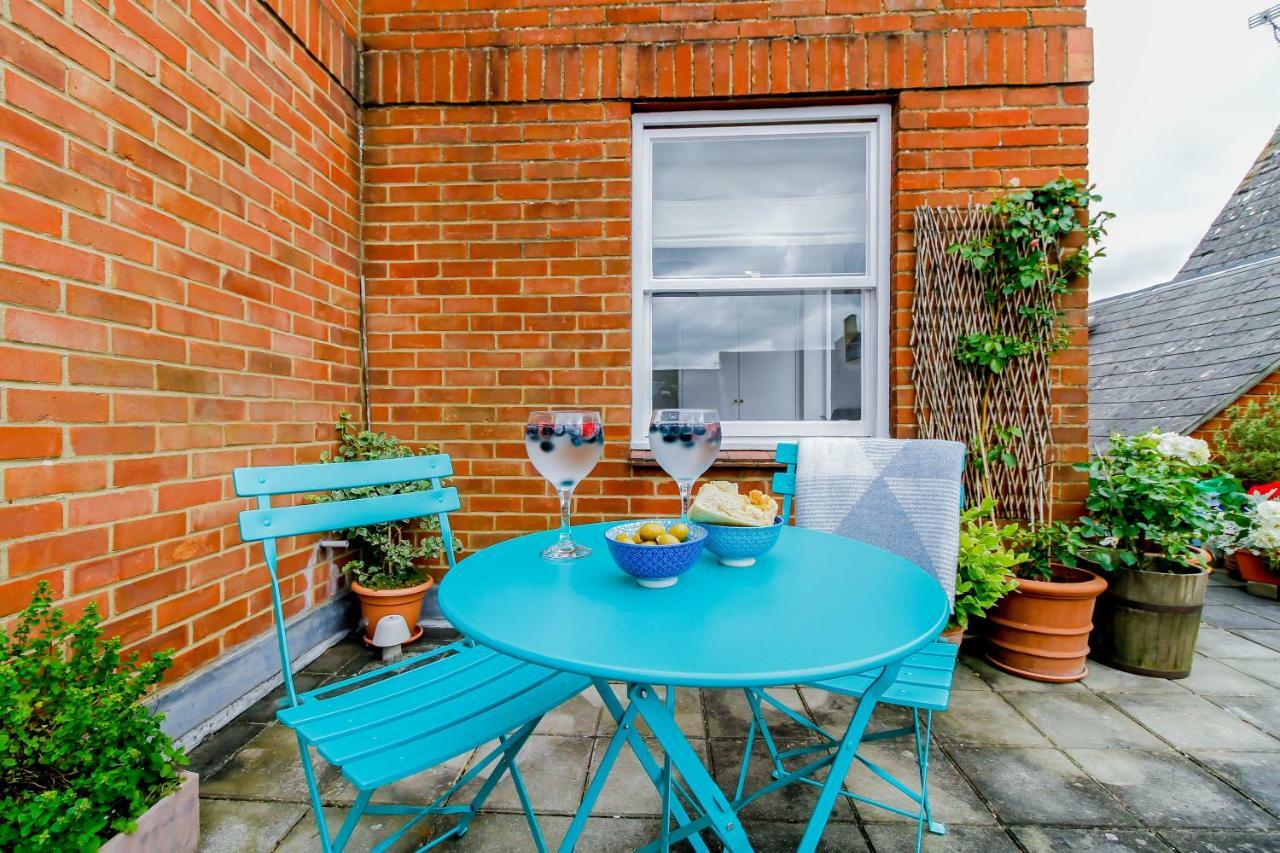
left=440, top=521, right=949, bottom=853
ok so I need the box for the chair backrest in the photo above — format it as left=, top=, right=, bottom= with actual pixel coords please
left=772, top=442, right=965, bottom=524
left=773, top=438, right=962, bottom=596
left=233, top=454, right=459, bottom=707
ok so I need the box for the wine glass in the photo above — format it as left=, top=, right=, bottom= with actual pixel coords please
left=649, top=409, right=722, bottom=521
left=525, top=411, right=604, bottom=560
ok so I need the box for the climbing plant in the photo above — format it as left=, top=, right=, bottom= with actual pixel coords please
left=946, top=178, right=1112, bottom=506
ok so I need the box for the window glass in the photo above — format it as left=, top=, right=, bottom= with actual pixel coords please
left=651, top=290, right=863, bottom=422
left=650, top=133, right=868, bottom=278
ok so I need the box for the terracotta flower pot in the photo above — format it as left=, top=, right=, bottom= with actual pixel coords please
left=351, top=577, right=432, bottom=644
left=1235, top=551, right=1280, bottom=585
left=940, top=624, right=965, bottom=645
left=985, top=565, right=1107, bottom=683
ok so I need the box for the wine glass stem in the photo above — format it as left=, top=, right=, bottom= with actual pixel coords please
left=557, top=487, right=575, bottom=550
left=678, top=480, right=693, bottom=523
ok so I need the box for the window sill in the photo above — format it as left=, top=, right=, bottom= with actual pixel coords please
left=628, top=449, right=783, bottom=469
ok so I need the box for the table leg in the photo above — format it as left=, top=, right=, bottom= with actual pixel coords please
left=556, top=680, right=711, bottom=853
left=795, top=661, right=903, bottom=853
left=629, top=683, right=754, bottom=853
left=659, top=687, right=674, bottom=852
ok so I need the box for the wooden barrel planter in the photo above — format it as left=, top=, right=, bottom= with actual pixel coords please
left=1091, top=563, right=1209, bottom=679
left=985, top=566, right=1107, bottom=683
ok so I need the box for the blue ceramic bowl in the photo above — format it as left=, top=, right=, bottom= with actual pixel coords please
left=701, top=517, right=784, bottom=567
left=605, top=521, right=707, bottom=588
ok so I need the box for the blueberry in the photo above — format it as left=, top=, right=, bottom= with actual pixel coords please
left=681, top=440, right=694, bottom=447
left=539, top=424, right=553, bottom=438
left=571, top=435, right=582, bottom=446
left=539, top=440, right=554, bottom=452
left=693, top=424, right=706, bottom=436
left=679, top=432, right=692, bottom=442
left=649, top=423, right=658, bottom=433
left=525, top=424, right=539, bottom=437
left=554, top=424, right=566, bottom=436
left=662, top=433, right=677, bottom=443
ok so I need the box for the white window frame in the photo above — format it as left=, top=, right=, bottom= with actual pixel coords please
left=629, top=104, right=892, bottom=450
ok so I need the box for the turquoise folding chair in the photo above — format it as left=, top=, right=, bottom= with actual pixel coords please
left=735, top=442, right=961, bottom=853
left=234, top=454, right=589, bottom=853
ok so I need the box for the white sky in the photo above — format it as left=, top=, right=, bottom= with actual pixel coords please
left=1088, top=0, right=1280, bottom=299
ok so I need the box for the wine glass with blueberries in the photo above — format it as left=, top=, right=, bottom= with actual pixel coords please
left=649, top=409, right=722, bottom=522
left=525, top=411, right=604, bottom=560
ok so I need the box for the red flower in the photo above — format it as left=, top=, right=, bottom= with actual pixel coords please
left=1247, top=482, right=1280, bottom=498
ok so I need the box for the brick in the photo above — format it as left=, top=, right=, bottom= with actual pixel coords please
left=8, top=389, right=110, bottom=424
left=9, top=527, right=109, bottom=574
left=0, top=426, right=62, bottom=460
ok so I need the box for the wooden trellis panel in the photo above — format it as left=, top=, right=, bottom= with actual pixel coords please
left=911, top=207, right=1053, bottom=523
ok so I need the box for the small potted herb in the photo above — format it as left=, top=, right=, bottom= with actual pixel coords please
left=0, top=583, right=195, bottom=853
left=1082, top=431, right=1224, bottom=678
left=949, top=498, right=1024, bottom=643
left=985, top=520, right=1107, bottom=682
left=315, top=413, right=455, bottom=643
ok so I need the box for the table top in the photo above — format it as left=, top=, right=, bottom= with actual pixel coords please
left=439, top=522, right=950, bottom=688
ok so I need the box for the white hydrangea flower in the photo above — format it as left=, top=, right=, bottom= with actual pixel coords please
left=1244, top=498, right=1280, bottom=552
left=1154, top=432, right=1210, bottom=466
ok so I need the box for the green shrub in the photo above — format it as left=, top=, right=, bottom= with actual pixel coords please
left=313, top=411, right=455, bottom=590
left=1216, top=396, right=1280, bottom=486
left=1013, top=521, right=1092, bottom=581
left=0, top=583, right=185, bottom=852
left=952, top=498, right=1024, bottom=631
left=1078, top=431, right=1225, bottom=570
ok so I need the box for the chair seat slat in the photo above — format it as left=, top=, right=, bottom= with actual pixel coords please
left=239, top=488, right=460, bottom=543
left=341, top=671, right=588, bottom=791
left=233, top=454, right=453, bottom=496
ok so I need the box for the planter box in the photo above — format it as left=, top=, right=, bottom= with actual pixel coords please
left=1092, top=566, right=1209, bottom=679
left=101, top=771, right=198, bottom=853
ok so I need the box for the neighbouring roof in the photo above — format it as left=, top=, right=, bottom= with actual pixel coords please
left=1088, top=254, right=1280, bottom=445
left=1088, top=123, right=1280, bottom=446
left=1176, top=125, right=1280, bottom=280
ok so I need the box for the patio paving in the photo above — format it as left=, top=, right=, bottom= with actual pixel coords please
left=193, top=572, right=1280, bottom=851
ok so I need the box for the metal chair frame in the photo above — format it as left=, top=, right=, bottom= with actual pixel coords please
left=234, top=454, right=587, bottom=853
left=736, top=441, right=961, bottom=853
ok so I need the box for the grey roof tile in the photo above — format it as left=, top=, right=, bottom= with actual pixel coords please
left=1176, top=124, right=1280, bottom=279
left=1088, top=255, right=1280, bottom=445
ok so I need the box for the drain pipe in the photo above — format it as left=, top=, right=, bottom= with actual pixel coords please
left=356, top=118, right=372, bottom=429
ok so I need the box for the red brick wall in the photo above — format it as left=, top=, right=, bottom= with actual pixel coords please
left=1193, top=367, right=1280, bottom=449
left=361, top=0, right=1094, bottom=549
left=0, top=0, right=360, bottom=681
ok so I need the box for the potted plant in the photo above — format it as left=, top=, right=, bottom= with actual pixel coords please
left=948, top=498, right=1024, bottom=644
left=1082, top=431, right=1224, bottom=679
left=1218, top=490, right=1280, bottom=586
left=0, top=583, right=195, bottom=853
left=315, top=412, right=455, bottom=644
left=985, top=520, right=1108, bottom=682
left=1216, top=395, right=1280, bottom=489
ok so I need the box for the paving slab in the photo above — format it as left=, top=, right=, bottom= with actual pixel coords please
left=1201, top=606, right=1280, bottom=631
left=1237, top=602, right=1280, bottom=623
left=863, top=824, right=1017, bottom=852
left=1206, top=585, right=1261, bottom=606
left=186, top=720, right=266, bottom=779
left=947, top=747, right=1135, bottom=826
left=1003, top=691, right=1165, bottom=750
left=445, top=812, right=571, bottom=851
left=1082, top=661, right=1191, bottom=694
left=1203, top=694, right=1280, bottom=738
left=1194, top=750, right=1280, bottom=814
left=753, top=819, right=872, bottom=851
left=846, top=739, right=997, bottom=826
left=599, top=684, right=703, bottom=737
left=1106, top=693, right=1279, bottom=751
left=534, top=688, right=603, bottom=737
left=197, top=798, right=306, bottom=852
left=1237, top=629, right=1280, bottom=653
left=948, top=660, right=992, bottom=691
left=232, top=673, right=325, bottom=725
left=1157, top=829, right=1280, bottom=852
left=1178, top=656, right=1279, bottom=697
left=932, top=690, right=1051, bottom=748
left=585, top=735, right=706, bottom=817
left=274, top=805, right=432, bottom=852
left=200, top=723, right=337, bottom=801
left=452, top=734, right=593, bottom=814
left=304, top=639, right=365, bottom=675
left=800, top=687, right=916, bottom=735
left=1010, top=826, right=1172, bottom=852
left=704, top=686, right=812, bottom=739
left=961, top=656, right=1090, bottom=693
left=708, top=737, right=856, bottom=824
left=1195, top=627, right=1278, bottom=659
left=1068, top=748, right=1275, bottom=830
left=1219, top=657, right=1280, bottom=688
